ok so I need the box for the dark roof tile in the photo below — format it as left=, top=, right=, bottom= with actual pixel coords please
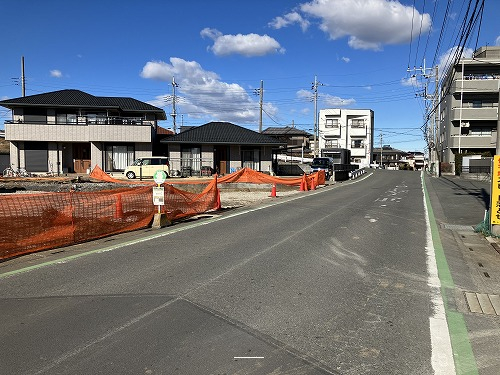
left=0, top=89, right=166, bottom=119
left=161, top=122, right=285, bottom=145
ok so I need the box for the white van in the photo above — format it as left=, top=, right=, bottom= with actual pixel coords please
left=123, top=157, right=170, bottom=179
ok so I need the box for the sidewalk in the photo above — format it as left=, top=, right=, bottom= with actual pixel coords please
left=425, top=173, right=500, bottom=375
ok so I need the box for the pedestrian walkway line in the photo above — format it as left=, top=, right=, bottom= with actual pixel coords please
left=422, top=174, right=478, bottom=375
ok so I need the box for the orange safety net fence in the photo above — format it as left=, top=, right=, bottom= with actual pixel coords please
left=0, top=178, right=220, bottom=261
left=89, top=166, right=324, bottom=189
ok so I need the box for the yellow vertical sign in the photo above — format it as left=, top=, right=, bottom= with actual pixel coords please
left=491, top=155, right=500, bottom=225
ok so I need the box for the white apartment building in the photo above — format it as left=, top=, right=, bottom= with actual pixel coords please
left=318, top=108, right=374, bottom=167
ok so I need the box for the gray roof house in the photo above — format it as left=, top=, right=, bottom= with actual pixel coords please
left=0, top=89, right=166, bottom=174
left=161, top=121, right=285, bottom=175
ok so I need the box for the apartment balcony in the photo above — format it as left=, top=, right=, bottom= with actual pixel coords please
left=321, top=126, right=341, bottom=137
left=451, top=78, right=500, bottom=93
left=450, top=107, right=498, bottom=121
left=349, top=125, right=367, bottom=137
left=351, top=147, right=366, bottom=157
left=448, top=134, right=496, bottom=148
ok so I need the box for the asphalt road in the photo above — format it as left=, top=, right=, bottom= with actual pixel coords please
left=0, top=170, right=442, bottom=374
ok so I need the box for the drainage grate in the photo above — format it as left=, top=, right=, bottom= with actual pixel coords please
left=442, top=224, right=474, bottom=231
left=464, top=292, right=500, bottom=315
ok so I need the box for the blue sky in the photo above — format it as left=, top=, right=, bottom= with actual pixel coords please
left=1, top=0, right=498, bottom=152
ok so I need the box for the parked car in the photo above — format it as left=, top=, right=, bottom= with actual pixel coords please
left=310, top=157, right=334, bottom=180
left=123, top=157, right=170, bottom=179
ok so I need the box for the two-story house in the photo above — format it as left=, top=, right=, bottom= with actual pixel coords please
left=0, top=89, right=166, bottom=174
left=318, top=108, right=374, bottom=167
left=438, top=46, right=500, bottom=166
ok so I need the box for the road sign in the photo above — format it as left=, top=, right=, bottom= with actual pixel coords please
left=153, top=186, right=165, bottom=206
left=153, top=170, right=167, bottom=184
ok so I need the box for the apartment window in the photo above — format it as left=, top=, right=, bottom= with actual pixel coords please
left=351, top=139, right=364, bottom=148
left=325, top=138, right=339, bottom=148
left=325, top=118, right=339, bottom=128
left=351, top=119, right=365, bottom=128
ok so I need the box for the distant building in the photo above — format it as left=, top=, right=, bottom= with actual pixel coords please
left=372, top=145, right=408, bottom=169
left=318, top=108, right=374, bottom=168
left=262, top=126, right=311, bottom=153
left=438, top=46, right=500, bottom=166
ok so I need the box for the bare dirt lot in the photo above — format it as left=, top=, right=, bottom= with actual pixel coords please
left=0, top=176, right=303, bottom=208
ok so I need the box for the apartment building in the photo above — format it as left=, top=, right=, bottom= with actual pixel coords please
left=318, top=108, right=374, bottom=167
left=438, top=46, right=500, bottom=165
left=0, top=89, right=166, bottom=174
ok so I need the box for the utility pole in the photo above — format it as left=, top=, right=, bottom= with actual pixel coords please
left=254, top=80, right=263, bottom=133
left=312, top=76, right=323, bottom=157
left=379, top=131, right=383, bottom=168
left=171, top=76, right=178, bottom=133
left=409, top=59, right=438, bottom=175
left=21, top=56, right=26, bottom=97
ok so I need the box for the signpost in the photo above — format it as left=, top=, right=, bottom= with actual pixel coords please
left=152, top=170, right=168, bottom=228
left=153, top=170, right=166, bottom=214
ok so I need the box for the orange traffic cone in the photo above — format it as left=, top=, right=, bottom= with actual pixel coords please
left=270, top=183, right=277, bottom=198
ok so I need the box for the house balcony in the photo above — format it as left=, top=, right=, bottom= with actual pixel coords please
left=450, top=107, right=498, bottom=121
left=5, top=116, right=154, bottom=143
left=451, top=78, right=500, bottom=94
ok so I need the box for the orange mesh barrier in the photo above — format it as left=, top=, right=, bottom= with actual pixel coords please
left=0, top=179, right=220, bottom=260
left=217, top=167, right=325, bottom=189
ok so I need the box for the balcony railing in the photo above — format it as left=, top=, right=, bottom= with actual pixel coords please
left=5, top=115, right=154, bottom=126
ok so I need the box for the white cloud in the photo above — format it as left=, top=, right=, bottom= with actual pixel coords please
left=495, top=36, right=500, bottom=46
left=140, top=58, right=277, bottom=124
left=269, top=11, right=310, bottom=32
left=275, top=0, right=431, bottom=51
left=322, top=94, right=356, bottom=107
left=341, top=56, right=350, bottom=63
left=201, top=27, right=285, bottom=57
left=50, top=70, right=62, bottom=78
left=436, top=46, right=474, bottom=77
left=401, top=75, right=419, bottom=87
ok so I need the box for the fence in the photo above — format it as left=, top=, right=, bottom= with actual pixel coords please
left=0, top=175, right=220, bottom=260
left=0, top=166, right=324, bottom=260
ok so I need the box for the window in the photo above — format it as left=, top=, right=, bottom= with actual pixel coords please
left=181, top=146, right=201, bottom=173
left=104, top=144, right=134, bottom=171
left=325, top=139, right=338, bottom=148
left=325, top=118, right=339, bottom=128
left=242, top=148, right=260, bottom=170
left=351, top=119, right=365, bottom=128
left=56, top=113, right=77, bottom=124
left=351, top=139, right=364, bottom=148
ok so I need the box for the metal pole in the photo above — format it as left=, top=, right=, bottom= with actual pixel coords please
left=21, top=56, right=25, bottom=97
left=171, top=76, right=178, bottom=133
left=496, top=80, right=500, bottom=155
left=259, top=80, right=263, bottom=133
left=313, top=76, right=319, bottom=157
